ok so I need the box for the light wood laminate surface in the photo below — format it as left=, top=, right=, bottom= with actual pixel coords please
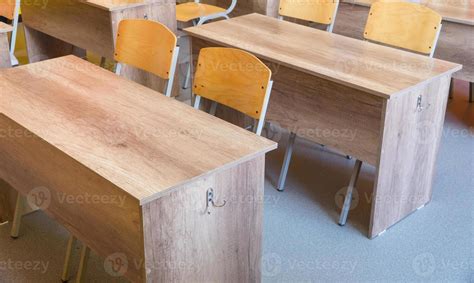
left=185, top=13, right=460, bottom=98
left=185, top=14, right=461, bottom=238
left=0, top=55, right=276, bottom=282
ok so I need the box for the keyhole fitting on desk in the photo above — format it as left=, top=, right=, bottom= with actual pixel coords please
left=206, top=188, right=226, bottom=215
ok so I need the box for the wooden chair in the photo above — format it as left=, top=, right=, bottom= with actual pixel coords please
left=276, top=0, right=340, bottom=192
left=178, top=0, right=237, bottom=90
left=0, top=21, right=12, bottom=68
left=193, top=47, right=273, bottom=136
left=278, top=0, right=340, bottom=32
left=115, top=19, right=180, bottom=97
left=0, top=0, right=20, bottom=66
left=337, top=1, right=442, bottom=227
left=176, top=0, right=236, bottom=26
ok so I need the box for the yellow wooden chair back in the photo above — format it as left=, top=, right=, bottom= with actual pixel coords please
left=193, top=47, right=272, bottom=120
left=364, top=1, right=442, bottom=55
left=115, top=19, right=177, bottom=80
left=0, top=0, right=16, bottom=20
left=279, top=0, right=339, bottom=25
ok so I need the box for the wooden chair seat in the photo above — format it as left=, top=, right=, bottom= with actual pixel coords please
left=0, top=22, right=13, bottom=33
left=176, top=2, right=226, bottom=22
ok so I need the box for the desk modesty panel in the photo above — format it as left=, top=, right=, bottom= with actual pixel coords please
left=185, top=14, right=462, bottom=238
left=20, top=0, right=177, bottom=94
left=0, top=55, right=276, bottom=282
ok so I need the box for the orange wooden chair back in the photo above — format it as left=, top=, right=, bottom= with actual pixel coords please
left=115, top=19, right=177, bottom=80
left=193, top=47, right=272, bottom=120
left=0, top=0, right=16, bottom=20
left=364, top=1, right=442, bottom=55
left=279, top=0, right=339, bottom=25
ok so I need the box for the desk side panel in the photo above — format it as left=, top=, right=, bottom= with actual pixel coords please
left=370, top=74, right=451, bottom=238
left=0, top=115, right=144, bottom=282
left=0, top=33, right=11, bottom=68
left=142, top=155, right=264, bottom=282
left=21, top=0, right=115, bottom=59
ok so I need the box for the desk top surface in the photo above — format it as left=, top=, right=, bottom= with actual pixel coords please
left=185, top=14, right=461, bottom=98
left=0, top=56, right=276, bottom=204
left=83, top=0, right=159, bottom=11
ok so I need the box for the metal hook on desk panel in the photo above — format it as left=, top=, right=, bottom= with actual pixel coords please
left=206, top=188, right=227, bottom=215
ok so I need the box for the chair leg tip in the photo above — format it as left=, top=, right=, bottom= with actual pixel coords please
left=10, top=236, right=18, bottom=239
left=61, top=280, right=68, bottom=283
left=338, top=223, right=345, bottom=226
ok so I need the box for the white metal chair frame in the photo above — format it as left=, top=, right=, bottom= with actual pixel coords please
left=181, top=0, right=237, bottom=90
left=193, top=80, right=274, bottom=136
left=115, top=45, right=180, bottom=98
left=2, top=0, right=20, bottom=66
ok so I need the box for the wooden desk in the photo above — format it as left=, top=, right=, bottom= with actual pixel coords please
left=21, top=0, right=177, bottom=93
left=0, top=22, right=12, bottom=68
left=214, top=0, right=473, bottom=101
left=185, top=14, right=461, bottom=238
left=333, top=1, right=473, bottom=100
left=0, top=55, right=276, bottom=282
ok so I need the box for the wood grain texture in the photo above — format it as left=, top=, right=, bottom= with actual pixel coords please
left=333, top=3, right=473, bottom=82
left=115, top=19, right=177, bottom=79
left=176, top=2, right=226, bottom=22
left=21, top=0, right=177, bottom=94
left=0, top=56, right=276, bottom=204
left=364, top=2, right=442, bottom=55
left=267, top=65, right=384, bottom=165
left=142, top=155, right=264, bottom=282
left=194, top=47, right=272, bottom=119
left=370, top=74, right=451, bottom=238
left=0, top=114, right=145, bottom=282
left=0, top=0, right=16, bottom=19
left=185, top=13, right=461, bottom=99
left=0, top=31, right=11, bottom=68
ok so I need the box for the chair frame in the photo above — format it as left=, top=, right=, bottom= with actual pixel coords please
left=1, top=0, right=20, bottom=66
left=193, top=79, right=274, bottom=136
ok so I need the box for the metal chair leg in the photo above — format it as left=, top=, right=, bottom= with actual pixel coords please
left=277, top=132, right=296, bottom=191
left=183, top=62, right=192, bottom=89
left=61, top=235, right=77, bottom=282
left=10, top=194, right=25, bottom=238
left=448, top=78, right=454, bottom=99
left=338, top=159, right=362, bottom=226
left=469, top=82, right=473, bottom=103
left=76, top=245, right=90, bottom=283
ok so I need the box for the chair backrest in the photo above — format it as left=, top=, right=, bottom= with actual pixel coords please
left=115, top=19, right=177, bottom=80
left=0, top=0, right=17, bottom=20
left=278, top=0, right=339, bottom=25
left=193, top=48, right=272, bottom=135
left=364, top=1, right=442, bottom=55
